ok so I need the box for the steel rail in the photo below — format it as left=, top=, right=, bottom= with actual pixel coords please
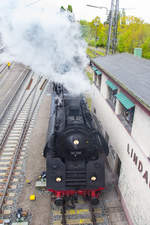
left=0, top=77, right=47, bottom=213
left=29, top=79, right=48, bottom=121
left=0, top=74, right=33, bottom=148
left=0, top=64, right=7, bottom=74
left=0, top=76, right=42, bottom=150
left=0, top=69, right=31, bottom=122
left=50, top=194, right=117, bottom=225
left=89, top=202, right=97, bottom=225
left=61, top=200, right=67, bottom=225
left=101, top=192, right=114, bottom=225
left=0, top=63, right=15, bottom=88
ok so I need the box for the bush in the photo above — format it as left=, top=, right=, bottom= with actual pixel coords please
left=142, top=37, right=150, bottom=59
left=88, top=39, right=96, bottom=47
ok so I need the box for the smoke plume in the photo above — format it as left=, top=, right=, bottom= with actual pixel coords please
left=0, top=0, right=90, bottom=94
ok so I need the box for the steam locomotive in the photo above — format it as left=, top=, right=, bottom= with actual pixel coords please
left=44, top=83, right=109, bottom=206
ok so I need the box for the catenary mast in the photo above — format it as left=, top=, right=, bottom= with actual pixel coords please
left=112, top=0, right=119, bottom=54
left=106, top=0, right=114, bottom=55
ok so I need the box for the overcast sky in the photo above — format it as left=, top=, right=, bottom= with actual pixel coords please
left=39, top=0, right=150, bottom=23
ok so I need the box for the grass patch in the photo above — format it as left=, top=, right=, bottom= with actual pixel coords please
left=86, top=71, right=93, bottom=83
left=86, top=48, right=97, bottom=58
left=95, top=49, right=105, bottom=56
left=86, top=47, right=105, bottom=57
left=86, top=96, right=92, bottom=111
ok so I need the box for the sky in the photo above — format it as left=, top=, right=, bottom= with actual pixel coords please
left=38, top=0, right=150, bottom=23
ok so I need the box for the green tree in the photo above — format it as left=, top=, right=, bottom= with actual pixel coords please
left=80, top=14, right=150, bottom=60
left=60, top=6, right=66, bottom=12
left=88, top=17, right=106, bottom=47
left=60, top=5, right=73, bottom=13
left=67, top=5, right=73, bottom=13
left=117, top=16, right=147, bottom=53
left=142, top=37, right=150, bottom=59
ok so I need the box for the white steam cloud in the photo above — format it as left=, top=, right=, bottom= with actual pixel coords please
left=0, top=0, right=90, bottom=94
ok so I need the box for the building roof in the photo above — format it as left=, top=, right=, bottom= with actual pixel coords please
left=92, top=53, right=150, bottom=109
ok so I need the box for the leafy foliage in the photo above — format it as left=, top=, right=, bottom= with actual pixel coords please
left=86, top=48, right=97, bottom=58
left=80, top=16, right=107, bottom=48
left=60, top=6, right=66, bottom=11
left=142, top=37, right=150, bottom=58
left=60, top=5, right=73, bottom=13
left=67, top=5, right=73, bottom=13
left=86, top=71, right=93, bottom=83
left=80, top=14, right=150, bottom=59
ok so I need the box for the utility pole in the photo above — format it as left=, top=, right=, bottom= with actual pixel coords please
left=106, top=0, right=114, bottom=55
left=112, top=0, right=119, bottom=54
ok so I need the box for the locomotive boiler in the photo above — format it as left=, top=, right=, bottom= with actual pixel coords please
left=44, top=83, right=109, bottom=206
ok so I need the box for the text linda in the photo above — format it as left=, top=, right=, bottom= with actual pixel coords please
left=127, top=144, right=150, bottom=188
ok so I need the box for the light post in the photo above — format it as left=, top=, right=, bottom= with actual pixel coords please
left=87, top=2, right=134, bottom=55
left=86, top=1, right=115, bottom=55
left=86, top=5, right=109, bottom=15
left=86, top=4, right=112, bottom=55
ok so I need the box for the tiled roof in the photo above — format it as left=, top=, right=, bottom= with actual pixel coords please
left=92, top=53, right=150, bottom=108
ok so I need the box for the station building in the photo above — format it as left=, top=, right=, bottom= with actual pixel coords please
left=90, top=53, right=150, bottom=225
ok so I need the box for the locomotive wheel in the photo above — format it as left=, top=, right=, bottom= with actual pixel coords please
left=91, top=198, right=99, bottom=205
left=55, top=198, right=63, bottom=206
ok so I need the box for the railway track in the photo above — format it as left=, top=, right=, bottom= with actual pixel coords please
left=49, top=187, right=126, bottom=225
left=0, top=64, right=7, bottom=75
left=0, top=68, right=31, bottom=122
left=0, top=63, right=32, bottom=122
left=50, top=195, right=110, bottom=225
left=0, top=63, right=15, bottom=87
left=0, top=75, right=48, bottom=219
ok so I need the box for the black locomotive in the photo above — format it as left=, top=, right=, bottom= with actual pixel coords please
left=44, top=83, right=109, bottom=206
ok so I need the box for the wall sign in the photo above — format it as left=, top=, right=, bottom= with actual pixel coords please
left=127, top=144, right=150, bottom=188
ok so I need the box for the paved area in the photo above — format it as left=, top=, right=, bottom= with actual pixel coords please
left=17, top=94, right=51, bottom=225
left=103, top=166, right=129, bottom=225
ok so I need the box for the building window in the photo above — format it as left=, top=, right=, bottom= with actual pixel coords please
left=94, top=73, right=97, bottom=84
left=108, top=87, right=117, bottom=105
left=95, top=74, right=101, bottom=90
left=106, top=80, right=118, bottom=110
left=115, top=92, right=135, bottom=132
left=93, top=69, right=102, bottom=91
left=121, top=105, right=135, bottom=126
left=90, top=64, right=102, bottom=91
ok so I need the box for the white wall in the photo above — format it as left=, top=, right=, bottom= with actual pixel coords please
left=101, top=73, right=109, bottom=99
left=132, top=105, right=150, bottom=157
left=92, top=80, right=150, bottom=225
